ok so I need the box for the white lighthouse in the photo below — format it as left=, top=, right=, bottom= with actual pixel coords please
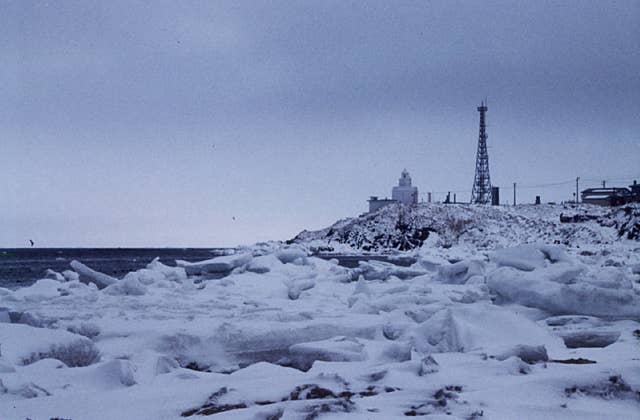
left=392, top=169, right=418, bottom=205
left=368, top=169, right=419, bottom=213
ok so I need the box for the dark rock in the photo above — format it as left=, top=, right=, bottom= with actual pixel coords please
left=289, top=384, right=337, bottom=401
left=358, top=385, right=377, bottom=397
left=552, top=358, right=597, bottom=364
left=181, top=387, right=248, bottom=417
left=302, top=399, right=354, bottom=420
left=560, top=331, right=620, bottom=348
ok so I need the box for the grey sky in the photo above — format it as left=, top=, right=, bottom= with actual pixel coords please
left=2, top=0, right=639, bottom=247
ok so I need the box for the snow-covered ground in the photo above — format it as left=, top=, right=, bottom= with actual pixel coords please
left=1, top=204, right=639, bottom=419
left=292, top=203, right=639, bottom=253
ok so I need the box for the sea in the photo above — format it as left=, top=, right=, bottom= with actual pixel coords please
left=0, top=248, right=233, bottom=290
left=0, top=248, right=415, bottom=290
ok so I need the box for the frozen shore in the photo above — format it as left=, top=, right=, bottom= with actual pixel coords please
left=1, top=204, right=639, bottom=419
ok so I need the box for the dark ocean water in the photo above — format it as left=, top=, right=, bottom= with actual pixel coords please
left=0, top=249, right=415, bottom=290
left=0, top=248, right=234, bottom=289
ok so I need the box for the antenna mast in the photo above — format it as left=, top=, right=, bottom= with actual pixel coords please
left=470, top=101, right=492, bottom=204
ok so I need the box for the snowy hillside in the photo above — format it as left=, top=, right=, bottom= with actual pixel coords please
left=1, top=207, right=640, bottom=419
left=292, top=203, right=640, bottom=253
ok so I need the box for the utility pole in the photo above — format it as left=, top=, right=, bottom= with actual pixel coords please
left=513, top=182, right=517, bottom=206
left=576, top=177, right=580, bottom=204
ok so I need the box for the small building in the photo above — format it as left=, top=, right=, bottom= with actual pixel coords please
left=368, top=169, right=419, bottom=213
left=581, top=187, right=633, bottom=206
left=367, top=196, right=396, bottom=213
left=491, top=187, right=500, bottom=206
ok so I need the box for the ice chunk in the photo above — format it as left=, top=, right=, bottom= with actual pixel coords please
left=70, top=260, right=118, bottom=289
left=0, top=307, right=10, bottom=323
left=0, top=361, right=15, bottom=373
left=414, top=253, right=448, bottom=271
left=2, top=380, right=50, bottom=399
left=246, top=254, right=283, bottom=274
left=66, top=322, right=101, bottom=339
left=217, top=321, right=377, bottom=366
left=412, top=308, right=464, bottom=353
left=154, top=355, right=180, bottom=375
left=491, top=244, right=574, bottom=272
left=559, top=331, right=621, bottom=348
left=289, top=336, right=366, bottom=370
left=133, top=268, right=163, bottom=285
left=15, top=311, right=50, bottom=328
left=499, top=356, right=532, bottom=375
left=146, top=257, right=187, bottom=282
left=12, top=279, right=62, bottom=302
left=356, top=260, right=426, bottom=281
left=418, top=354, right=440, bottom=376
left=93, top=359, right=137, bottom=387
left=375, top=341, right=412, bottom=363
left=487, top=266, right=640, bottom=319
left=496, top=344, right=549, bottom=364
left=156, top=333, right=228, bottom=371
left=103, top=272, right=146, bottom=296
left=353, top=276, right=371, bottom=297
left=536, top=244, right=572, bottom=263
left=44, top=269, right=64, bottom=281
left=584, top=266, right=632, bottom=289
left=412, top=304, right=563, bottom=356
left=437, top=259, right=485, bottom=284
left=62, top=269, right=79, bottom=282
left=176, top=252, right=252, bottom=275
left=0, top=323, right=100, bottom=367
left=490, top=245, right=547, bottom=271
left=381, top=312, right=413, bottom=340
left=275, top=246, right=308, bottom=264
left=285, top=277, right=315, bottom=300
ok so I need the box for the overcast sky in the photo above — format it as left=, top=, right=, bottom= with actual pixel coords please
left=2, top=0, right=639, bottom=247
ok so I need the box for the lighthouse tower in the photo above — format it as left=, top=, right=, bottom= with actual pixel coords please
left=392, top=169, right=418, bottom=205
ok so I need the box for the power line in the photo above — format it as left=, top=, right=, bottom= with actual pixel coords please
left=421, top=174, right=640, bottom=197
left=582, top=177, right=639, bottom=183
left=517, top=180, right=575, bottom=189
left=580, top=173, right=640, bottom=181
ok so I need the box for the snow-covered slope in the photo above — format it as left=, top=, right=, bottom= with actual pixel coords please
left=292, top=203, right=639, bottom=253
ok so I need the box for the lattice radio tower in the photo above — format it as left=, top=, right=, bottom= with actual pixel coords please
left=470, top=101, right=492, bottom=204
